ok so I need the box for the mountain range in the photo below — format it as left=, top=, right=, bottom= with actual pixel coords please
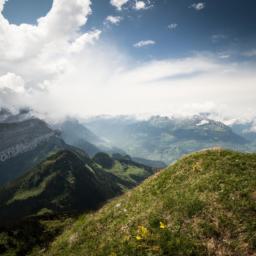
left=85, top=115, right=256, bottom=164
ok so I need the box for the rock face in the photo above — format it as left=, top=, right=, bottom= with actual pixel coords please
left=0, top=119, right=56, bottom=162
left=0, top=119, right=68, bottom=185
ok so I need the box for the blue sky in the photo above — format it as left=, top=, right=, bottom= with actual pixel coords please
left=3, top=0, right=256, bottom=60
left=0, top=0, right=256, bottom=121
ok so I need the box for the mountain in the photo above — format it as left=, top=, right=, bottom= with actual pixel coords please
left=57, top=119, right=125, bottom=157
left=0, top=118, right=68, bottom=185
left=0, top=150, right=155, bottom=223
left=230, top=120, right=256, bottom=142
left=58, top=119, right=102, bottom=156
left=45, top=149, right=256, bottom=256
left=0, top=108, right=12, bottom=122
left=0, top=150, right=118, bottom=223
left=131, top=157, right=166, bottom=169
left=0, top=107, right=33, bottom=123
left=0, top=149, right=155, bottom=256
left=94, top=152, right=156, bottom=186
left=85, top=115, right=251, bottom=164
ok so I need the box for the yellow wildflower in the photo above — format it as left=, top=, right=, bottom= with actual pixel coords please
left=160, top=221, right=167, bottom=229
left=136, top=225, right=149, bottom=241
left=136, top=235, right=142, bottom=241
left=139, top=225, right=149, bottom=237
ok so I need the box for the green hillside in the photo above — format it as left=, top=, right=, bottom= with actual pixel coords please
left=45, top=149, right=256, bottom=256
left=0, top=150, right=123, bottom=223
left=93, top=152, right=156, bottom=187
left=0, top=150, right=155, bottom=255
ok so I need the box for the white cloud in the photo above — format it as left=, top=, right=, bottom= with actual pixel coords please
left=0, top=0, right=8, bottom=13
left=0, top=0, right=97, bottom=87
left=110, top=0, right=129, bottom=10
left=133, top=40, right=155, bottom=48
left=105, top=15, right=123, bottom=25
left=218, top=53, right=230, bottom=59
left=0, top=0, right=92, bottom=62
left=70, top=30, right=102, bottom=53
left=134, top=1, right=146, bottom=10
left=196, top=119, right=210, bottom=126
left=191, top=2, right=205, bottom=11
left=211, top=34, right=227, bottom=43
left=168, top=23, right=178, bottom=30
left=134, top=1, right=152, bottom=10
left=242, top=49, right=256, bottom=57
left=1, top=0, right=256, bottom=122
left=0, top=73, right=25, bottom=93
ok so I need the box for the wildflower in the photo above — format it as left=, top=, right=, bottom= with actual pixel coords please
left=136, top=235, right=142, bottom=240
left=160, top=221, right=167, bottom=229
left=136, top=225, right=149, bottom=241
left=139, top=225, right=149, bottom=237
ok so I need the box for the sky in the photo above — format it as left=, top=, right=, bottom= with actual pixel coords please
left=0, top=0, right=256, bottom=121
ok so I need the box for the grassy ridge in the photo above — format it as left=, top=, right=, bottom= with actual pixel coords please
left=0, top=150, right=155, bottom=256
left=45, top=149, right=256, bottom=256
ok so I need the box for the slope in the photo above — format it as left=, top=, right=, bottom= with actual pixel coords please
left=0, top=150, right=123, bottom=223
left=93, top=152, right=156, bottom=187
left=0, top=118, right=69, bottom=185
left=0, top=150, right=155, bottom=223
left=45, top=149, right=256, bottom=256
left=58, top=119, right=124, bottom=157
left=0, top=150, right=156, bottom=256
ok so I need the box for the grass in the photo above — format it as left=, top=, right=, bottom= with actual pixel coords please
left=106, top=161, right=153, bottom=187
left=8, top=172, right=57, bottom=204
left=43, top=149, right=256, bottom=256
left=0, top=217, right=73, bottom=256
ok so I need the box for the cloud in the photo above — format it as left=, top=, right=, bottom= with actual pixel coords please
left=168, top=23, right=178, bottom=30
left=218, top=54, right=230, bottom=59
left=70, top=30, right=102, bottom=53
left=134, top=1, right=153, bottom=10
left=0, top=0, right=97, bottom=88
left=211, top=34, right=228, bottom=43
left=110, top=0, right=129, bottom=10
left=242, top=49, right=256, bottom=57
left=105, top=15, right=123, bottom=25
left=134, top=1, right=146, bottom=10
left=0, top=0, right=7, bottom=12
left=190, top=2, right=205, bottom=11
left=133, top=40, right=155, bottom=48
left=0, top=0, right=93, bottom=69
left=0, top=73, right=25, bottom=93
left=1, top=0, right=256, bottom=122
